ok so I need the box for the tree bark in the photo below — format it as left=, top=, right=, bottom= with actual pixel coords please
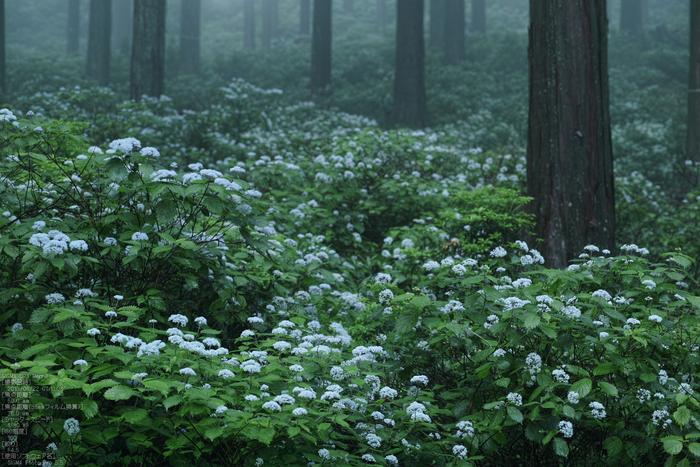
left=0, top=0, right=5, bottom=93
left=443, top=0, right=465, bottom=65
left=471, top=0, right=485, bottom=33
left=87, top=0, right=112, bottom=86
left=300, top=0, right=310, bottom=36
left=112, top=0, right=132, bottom=55
left=131, top=0, right=166, bottom=100
left=262, top=0, right=278, bottom=49
left=689, top=0, right=700, bottom=161
left=430, top=0, right=446, bottom=51
left=310, top=0, right=331, bottom=93
left=179, top=0, right=201, bottom=75
left=620, top=0, right=643, bottom=40
left=527, top=0, right=615, bottom=268
left=68, top=0, right=80, bottom=53
left=391, top=0, right=428, bottom=128
left=376, top=0, right=386, bottom=32
left=244, top=0, right=255, bottom=49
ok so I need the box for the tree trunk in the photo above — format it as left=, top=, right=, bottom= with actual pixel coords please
left=68, top=0, right=80, bottom=53
left=131, top=0, right=166, bottom=100
left=620, top=0, right=643, bottom=40
left=376, top=0, right=386, bottom=32
left=443, top=0, right=465, bottom=65
left=310, top=0, right=331, bottom=93
left=113, top=0, right=132, bottom=55
left=527, top=0, right=615, bottom=268
left=300, top=0, right=310, bottom=36
left=0, top=0, right=5, bottom=93
left=391, top=0, right=428, bottom=128
left=689, top=0, right=700, bottom=161
left=87, top=0, right=112, bottom=86
left=430, top=0, right=446, bottom=51
left=471, top=0, right=485, bottom=33
left=179, top=0, right=201, bottom=75
left=244, top=0, right=255, bottom=49
left=262, top=0, right=278, bottom=49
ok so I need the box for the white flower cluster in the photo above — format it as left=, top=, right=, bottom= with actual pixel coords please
left=407, top=401, right=431, bottom=422
left=567, top=391, right=580, bottom=404
left=558, top=420, right=574, bottom=438
left=456, top=420, right=474, bottom=438
left=552, top=369, right=570, bottom=384
left=652, top=409, right=671, bottom=427
left=63, top=418, right=80, bottom=436
left=507, top=392, right=522, bottom=406
left=589, top=401, right=606, bottom=419
left=525, top=352, right=542, bottom=381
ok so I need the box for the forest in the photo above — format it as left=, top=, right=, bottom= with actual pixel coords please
left=1, top=0, right=700, bottom=466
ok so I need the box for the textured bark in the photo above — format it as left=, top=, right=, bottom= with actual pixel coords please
left=262, top=0, right=278, bottom=49
left=620, top=0, right=643, bottom=40
left=689, top=0, right=700, bottom=161
left=391, top=0, right=428, bottom=128
left=471, top=0, right=485, bottom=33
left=87, top=0, right=112, bottom=86
left=310, top=0, right=331, bottom=93
left=131, top=0, right=165, bottom=100
left=443, top=0, right=465, bottom=65
left=179, top=0, right=201, bottom=75
left=0, top=0, right=4, bottom=93
left=527, top=0, right=615, bottom=268
left=68, top=0, right=80, bottom=53
left=300, top=0, right=310, bottom=36
left=429, top=0, right=446, bottom=51
left=112, top=0, right=132, bottom=54
left=244, top=0, right=255, bottom=49
left=376, top=0, right=386, bottom=31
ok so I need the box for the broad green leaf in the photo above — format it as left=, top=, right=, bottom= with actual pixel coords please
left=562, top=405, right=576, bottom=418
left=674, top=406, right=692, bottom=427
left=640, top=373, right=657, bottom=383
left=689, top=443, right=700, bottom=457
left=163, top=395, right=184, bottom=410
left=570, top=378, right=592, bottom=398
left=82, top=399, right=99, bottom=419
left=598, top=381, right=619, bottom=397
left=155, top=199, right=177, bottom=224
left=507, top=405, right=523, bottom=424
left=103, top=385, right=137, bottom=401
left=122, top=408, right=148, bottom=423
left=287, top=426, right=301, bottom=437
left=143, top=379, right=170, bottom=395
left=603, top=436, right=623, bottom=457
left=593, top=362, right=616, bottom=376
left=521, top=312, right=540, bottom=330
left=204, top=426, right=224, bottom=441
left=662, top=437, right=684, bottom=455
left=553, top=438, right=569, bottom=457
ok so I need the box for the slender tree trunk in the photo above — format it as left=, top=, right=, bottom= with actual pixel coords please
left=472, top=0, right=485, bottom=33
left=113, top=0, right=132, bottom=55
left=620, top=0, right=643, bottom=40
left=430, top=0, right=446, bottom=51
left=0, top=0, right=5, bottom=94
left=689, top=0, right=700, bottom=161
left=179, top=0, right=201, bottom=75
left=300, top=0, right=311, bottom=36
left=244, top=0, right=255, bottom=49
left=262, top=0, right=278, bottom=49
left=87, top=0, right=112, bottom=86
left=443, top=0, right=465, bottom=65
left=391, top=0, right=428, bottom=128
left=131, top=0, right=166, bottom=100
left=376, top=0, right=386, bottom=32
left=527, top=0, right=615, bottom=268
left=68, top=0, right=80, bottom=53
left=310, top=0, right=331, bottom=93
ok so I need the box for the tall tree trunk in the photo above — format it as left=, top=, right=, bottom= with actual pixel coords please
left=471, top=0, right=485, bottom=33
left=131, top=0, right=166, bottom=100
left=86, top=0, right=112, bottom=86
left=443, top=0, right=465, bottom=65
left=0, top=0, right=4, bottom=94
left=68, top=0, right=80, bottom=53
left=310, top=0, right=331, bottom=93
left=113, top=0, right=132, bottom=55
left=244, top=0, right=255, bottom=49
left=527, top=0, right=615, bottom=268
left=179, top=0, right=201, bottom=75
left=430, top=0, right=446, bottom=51
left=376, top=0, right=386, bottom=32
left=391, top=0, right=428, bottom=128
left=689, top=0, right=700, bottom=161
left=620, top=0, right=643, bottom=40
left=262, top=0, right=278, bottom=49
left=300, top=0, right=311, bottom=36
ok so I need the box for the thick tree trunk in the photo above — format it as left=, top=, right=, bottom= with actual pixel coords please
left=310, top=0, right=331, bottom=93
left=429, top=0, right=446, bottom=51
left=300, top=0, right=311, bottom=36
left=262, top=0, right=278, bottom=49
left=179, top=0, right=201, bottom=75
left=0, top=0, right=4, bottom=93
left=689, top=0, right=700, bottom=161
left=113, top=0, right=132, bottom=55
left=376, top=0, right=386, bottom=32
left=87, top=0, right=112, bottom=86
left=68, top=0, right=80, bottom=53
left=443, top=0, right=465, bottom=65
left=471, top=0, right=485, bottom=33
left=527, top=0, right=615, bottom=268
left=131, top=0, right=166, bottom=100
left=391, top=0, right=428, bottom=128
left=244, top=0, right=255, bottom=49
left=620, top=0, right=643, bottom=41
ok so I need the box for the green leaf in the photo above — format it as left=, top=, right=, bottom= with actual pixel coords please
left=395, top=309, right=420, bottom=334
left=521, top=312, right=540, bottom=330
left=507, top=405, right=523, bottom=424
left=553, top=438, right=569, bottom=457
left=103, top=385, right=137, bottom=401
left=163, top=395, right=184, bottom=410
left=495, top=378, right=511, bottom=388
left=640, top=373, right=658, bottom=383
left=570, top=378, right=592, bottom=398
left=593, top=362, right=616, bottom=376
left=598, top=381, right=619, bottom=397
left=204, top=426, right=224, bottom=441
left=674, top=406, right=692, bottom=427
left=562, top=405, right=576, bottom=418
left=258, top=427, right=276, bottom=445
left=143, top=379, right=170, bottom=395
left=82, top=399, right=99, bottom=419
left=688, top=443, right=700, bottom=457
left=287, top=426, right=301, bottom=437
left=155, top=199, right=177, bottom=224
left=603, top=436, right=623, bottom=457
left=122, top=408, right=148, bottom=423
left=662, top=437, right=684, bottom=455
